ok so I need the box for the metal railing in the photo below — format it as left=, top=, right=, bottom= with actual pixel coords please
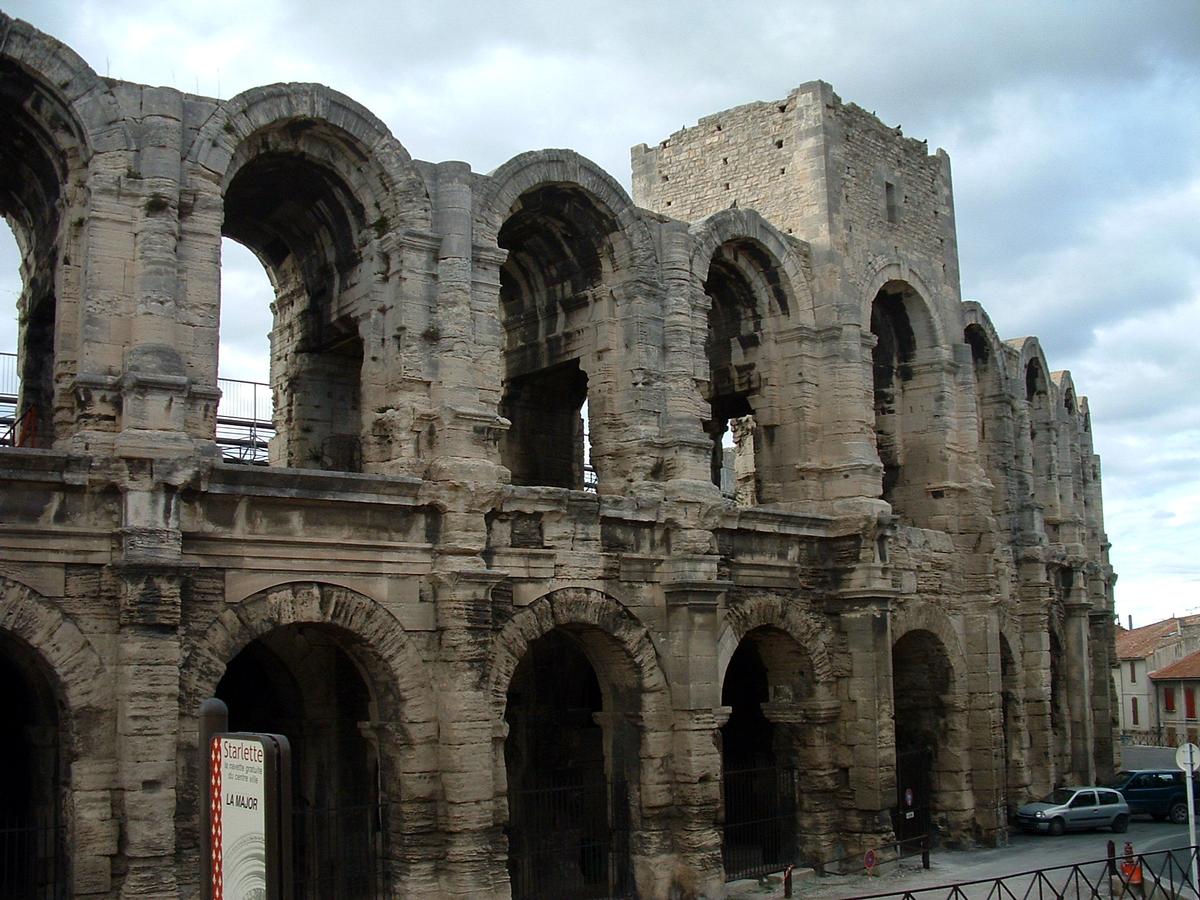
left=0, top=817, right=65, bottom=899
left=214, top=377, right=274, bottom=464
left=845, top=843, right=1200, bottom=900
left=722, top=764, right=799, bottom=881
left=507, top=777, right=632, bottom=900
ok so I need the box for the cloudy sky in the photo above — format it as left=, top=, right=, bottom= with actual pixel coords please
left=2, top=0, right=1197, bottom=628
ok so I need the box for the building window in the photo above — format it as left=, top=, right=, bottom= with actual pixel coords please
left=1186, top=686, right=1196, bottom=720
left=1130, top=660, right=1137, bottom=683
left=1132, top=697, right=1139, bottom=726
left=1166, top=687, right=1177, bottom=713
left=885, top=181, right=899, bottom=224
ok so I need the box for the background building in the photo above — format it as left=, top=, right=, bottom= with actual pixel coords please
left=0, top=14, right=1115, bottom=899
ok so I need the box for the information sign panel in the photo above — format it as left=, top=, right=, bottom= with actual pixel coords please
left=210, top=735, right=269, bottom=898
left=207, top=733, right=291, bottom=900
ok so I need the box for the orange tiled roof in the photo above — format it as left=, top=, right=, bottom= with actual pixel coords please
left=1116, top=618, right=1182, bottom=660
left=1150, top=648, right=1200, bottom=681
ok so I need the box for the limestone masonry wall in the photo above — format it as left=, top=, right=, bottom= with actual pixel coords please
left=0, top=13, right=1115, bottom=899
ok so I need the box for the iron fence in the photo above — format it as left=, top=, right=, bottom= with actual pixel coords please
left=722, top=764, right=798, bottom=881
left=845, top=843, right=1200, bottom=900
left=0, top=818, right=65, bottom=899
left=507, top=777, right=632, bottom=900
left=292, top=801, right=384, bottom=900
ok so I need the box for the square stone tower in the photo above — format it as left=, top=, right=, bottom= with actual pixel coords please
left=632, top=81, right=961, bottom=325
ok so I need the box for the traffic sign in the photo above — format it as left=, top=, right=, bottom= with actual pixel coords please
left=1177, top=743, right=1200, bottom=773
left=864, top=848, right=877, bottom=872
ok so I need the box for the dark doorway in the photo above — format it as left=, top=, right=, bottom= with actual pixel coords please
left=504, top=629, right=631, bottom=899
left=891, top=630, right=952, bottom=846
left=720, top=634, right=797, bottom=880
left=216, top=625, right=381, bottom=899
left=0, top=632, right=63, bottom=898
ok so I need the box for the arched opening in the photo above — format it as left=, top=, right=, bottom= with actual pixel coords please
left=215, top=624, right=382, bottom=898
left=221, top=148, right=368, bottom=471
left=892, top=629, right=954, bottom=844
left=0, top=630, right=64, bottom=896
left=1025, top=358, right=1058, bottom=516
left=214, top=237, right=275, bottom=463
left=503, top=628, right=632, bottom=899
left=870, top=284, right=920, bottom=514
left=2, top=224, right=22, bottom=444
left=719, top=627, right=812, bottom=878
left=964, top=324, right=990, bottom=442
left=703, top=241, right=790, bottom=505
left=498, top=184, right=622, bottom=491
left=0, top=60, right=85, bottom=449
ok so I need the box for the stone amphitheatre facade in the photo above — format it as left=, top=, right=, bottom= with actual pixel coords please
left=0, top=13, right=1116, bottom=899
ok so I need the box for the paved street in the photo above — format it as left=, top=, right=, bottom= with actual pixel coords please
left=728, top=818, right=1196, bottom=898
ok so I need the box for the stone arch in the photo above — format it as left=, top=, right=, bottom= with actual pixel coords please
left=688, top=209, right=816, bottom=326
left=178, top=581, right=440, bottom=894
left=480, top=152, right=664, bottom=491
left=188, top=83, right=430, bottom=227
left=0, top=576, right=113, bottom=893
left=889, top=602, right=974, bottom=843
left=717, top=593, right=835, bottom=690
left=0, top=576, right=109, bottom=746
left=0, top=14, right=123, bottom=146
left=717, top=594, right=841, bottom=869
left=860, top=261, right=946, bottom=350
left=487, top=587, right=669, bottom=723
left=488, top=587, right=673, bottom=898
left=961, top=303, right=1014, bottom=396
left=477, top=150, right=653, bottom=256
left=890, top=602, right=969, bottom=676
left=185, top=85, right=432, bottom=471
left=865, top=266, right=954, bottom=521
left=689, top=212, right=817, bottom=504
left=0, top=15, right=128, bottom=448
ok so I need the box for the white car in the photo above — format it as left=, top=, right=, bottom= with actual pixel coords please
left=1016, top=787, right=1131, bottom=835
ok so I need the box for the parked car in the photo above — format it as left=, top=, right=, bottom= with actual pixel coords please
left=1016, top=787, right=1131, bottom=835
left=1106, top=769, right=1200, bottom=824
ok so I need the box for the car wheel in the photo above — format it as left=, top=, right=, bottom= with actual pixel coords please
left=1049, top=817, right=1066, bottom=836
left=1112, top=814, right=1129, bottom=833
left=1170, top=801, right=1189, bottom=825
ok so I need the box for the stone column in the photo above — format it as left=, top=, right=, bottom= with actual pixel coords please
left=432, top=569, right=504, bottom=898
left=117, top=86, right=194, bottom=461
left=1064, top=590, right=1095, bottom=784
left=761, top=696, right=842, bottom=864
left=962, top=614, right=1006, bottom=844
left=1089, top=607, right=1117, bottom=780
left=834, top=593, right=896, bottom=853
left=663, top=571, right=726, bottom=897
left=116, top=567, right=182, bottom=897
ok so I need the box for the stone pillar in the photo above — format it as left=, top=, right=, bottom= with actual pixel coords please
left=658, top=223, right=717, bottom=491
left=1089, top=607, right=1117, bottom=781
left=762, top=696, right=842, bottom=864
left=962, top=614, right=1006, bottom=844
left=1064, top=592, right=1095, bottom=784
left=432, top=570, right=504, bottom=898
left=1019, top=598, right=1054, bottom=796
left=835, top=594, right=896, bottom=852
left=117, top=86, right=194, bottom=461
left=663, top=572, right=726, bottom=897
left=116, top=567, right=182, bottom=897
